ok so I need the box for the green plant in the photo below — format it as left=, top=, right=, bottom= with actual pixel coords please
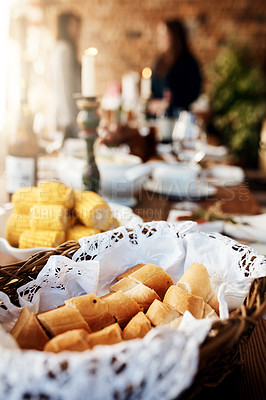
left=208, top=40, right=266, bottom=167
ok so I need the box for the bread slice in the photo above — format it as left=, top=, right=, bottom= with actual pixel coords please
left=102, top=291, right=140, bottom=328
left=37, top=305, right=91, bottom=337
left=65, top=293, right=115, bottom=332
left=44, top=329, right=91, bottom=353
left=109, top=277, right=138, bottom=293
left=163, top=285, right=204, bottom=319
left=128, top=263, right=173, bottom=299
left=123, top=312, right=152, bottom=340
left=177, top=263, right=213, bottom=302
left=146, top=299, right=181, bottom=326
left=100, top=292, right=113, bottom=300
left=124, top=283, right=161, bottom=312
left=110, top=277, right=160, bottom=312
left=203, top=302, right=218, bottom=319
left=11, top=307, right=49, bottom=350
left=87, top=323, right=122, bottom=348
left=208, top=293, right=219, bottom=315
left=115, top=264, right=146, bottom=281
left=167, top=316, right=183, bottom=329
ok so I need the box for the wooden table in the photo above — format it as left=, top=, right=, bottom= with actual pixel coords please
left=132, top=185, right=265, bottom=400
left=133, top=183, right=261, bottom=222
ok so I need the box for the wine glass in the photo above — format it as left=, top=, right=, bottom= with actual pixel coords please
left=172, top=111, right=206, bottom=164
left=33, top=112, right=64, bottom=154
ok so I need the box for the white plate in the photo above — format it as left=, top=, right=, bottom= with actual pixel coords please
left=101, top=196, right=138, bottom=208
left=145, top=179, right=217, bottom=200
left=249, top=243, right=266, bottom=256
left=0, top=203, right=143, bottom=261
left=167, top=209, right=266, bottom=245
left=223, top=214, right=266, bottom=244
left=204, top=144, right=228, bottom=161
left=206, top=165, right=245, bottom=187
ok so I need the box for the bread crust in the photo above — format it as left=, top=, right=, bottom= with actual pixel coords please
left=109, top=277, right=138, bottom=293
left=146, top=299, right=181, bottom=326
left=177, top=263, right=213, bottom=302
left=115, top=264, right=146, bottom=281
left=208, top=293, right=219, bottom=315
left=87, top=323, right=122, bottom=348
left=102, top=291, right=140, bottom=328
left=44, top=329, right=91, bottom=353
left=65, top=293, right=114, bottom=332
left=163, top=285, right=204, bottom=319
left=128, top=264, right=173, bottom=299
left=203, top=302, right=218, bottom=319
left=37, top=305, right=90, bottom=336
left=124, top=283, right=161, bottom=312
left=123, top=312, right=152, bottom=340
left=110, top=278, right=160, bottom=312
left=11, top=307, right=49, bottom=350
left=167, top=316, right=183, bottom=329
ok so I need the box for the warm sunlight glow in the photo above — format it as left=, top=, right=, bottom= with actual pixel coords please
left=0, top=2, right=11, bottom=130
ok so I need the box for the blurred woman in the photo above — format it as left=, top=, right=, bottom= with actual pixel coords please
left=50, top=12, right=81, bottom=138
left=148, top=19, right=202, bottom=118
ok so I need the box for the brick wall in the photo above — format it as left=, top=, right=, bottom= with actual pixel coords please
left=43, top=0, right=266, bottom=96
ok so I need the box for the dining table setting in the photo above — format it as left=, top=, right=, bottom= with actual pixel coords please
left=33, top=108, right=266, bottom=258
left=0, top=107, right=265, bottom=400
left=0, top=11, right=265, bottom=398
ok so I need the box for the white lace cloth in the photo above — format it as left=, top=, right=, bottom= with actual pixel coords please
left=0, top=221, right=265, bottom=400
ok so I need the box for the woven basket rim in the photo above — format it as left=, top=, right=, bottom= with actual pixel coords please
left=181, top=276, right=266, bottom=398
left=0, top=240, right=81, bottom=304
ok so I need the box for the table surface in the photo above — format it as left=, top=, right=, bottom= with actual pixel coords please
left=0, top=169, right=265, bottom=399
left=133, top=183, right=262, bottom=222
left=133, top=186, right=265, bottom=400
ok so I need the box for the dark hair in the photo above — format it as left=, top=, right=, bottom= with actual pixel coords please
left=165, top=19, right=189, bottom=58
left=56, top=12, right=81, bottom=63
left=155, top=19, right=190, bottom=78
left=57, top=12, right=81, bottom=41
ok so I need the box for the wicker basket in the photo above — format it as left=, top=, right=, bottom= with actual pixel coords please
left=0, top=239, right=265, bottom=399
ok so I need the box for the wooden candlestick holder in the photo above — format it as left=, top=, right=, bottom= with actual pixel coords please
left=76, top=96, right=100, bottom=192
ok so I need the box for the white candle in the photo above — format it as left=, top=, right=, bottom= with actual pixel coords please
left=140, top=67, right=152, bottom=100
left=121, top=71, right=140, bottom=111
left=81, top=47, right=98, bottom=97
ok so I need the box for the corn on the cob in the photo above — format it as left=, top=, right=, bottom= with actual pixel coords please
left=74, top=190, right=113, bottom=230
left=66, top=224, right=101, bottom=242
left=19, top=230, right=65, bottom=249
left=106, top=217, right=120, bottom=231
left=66, top=209, right=77, bottom=228
left=12, top=187, right=39, bottom=215
left=6, top=213, right=30, bottom=247
left=30, top=204, right=69, bottom=231
left=38, top=181, right=75, bottom=209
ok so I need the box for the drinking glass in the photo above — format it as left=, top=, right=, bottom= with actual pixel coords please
left=172, top=111, right=206, bottom=164
left=33, top=112, right=64, bottom=154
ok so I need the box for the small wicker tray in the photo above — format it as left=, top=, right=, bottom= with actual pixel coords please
left=0, top=239, right=265, bottom=398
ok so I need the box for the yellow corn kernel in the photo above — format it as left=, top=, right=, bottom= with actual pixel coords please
left=74, top=190, right=113, bottom=230
left=12, top=187, right=39, bottom=215
left=6, top=213, right=30, bottom=247
left=30, top=204, right=69, bottom=231
left=66, top=209, right=77, bottom=228
left=38, top=180, right=75, bottom=209
left=19, top=230, right=65, bottom=249
left=66, top=224, right=101, bottom=242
